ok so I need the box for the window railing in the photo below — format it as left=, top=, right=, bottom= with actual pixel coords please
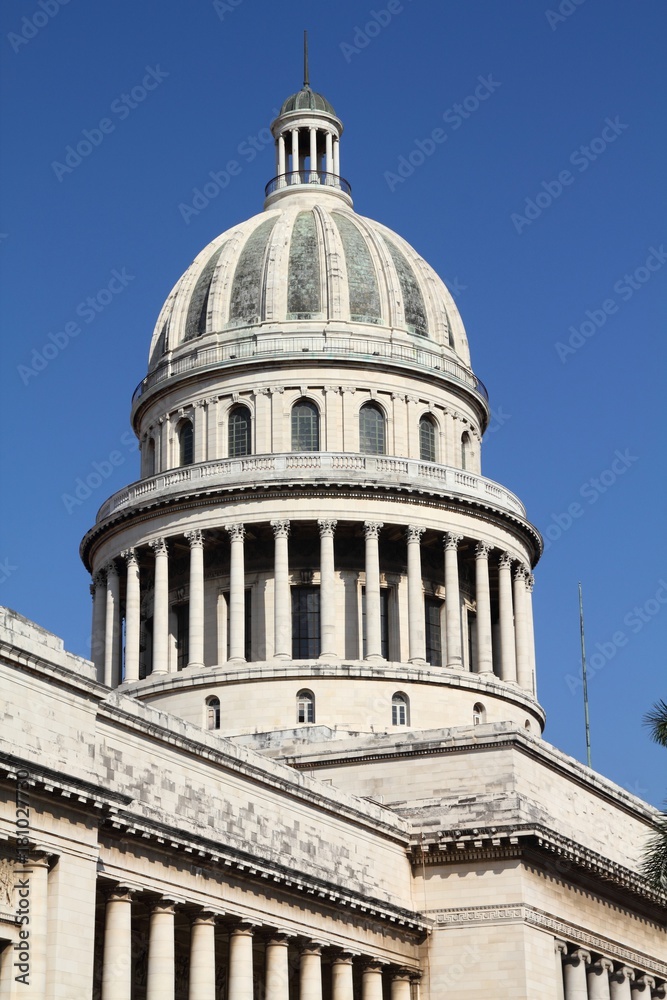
left=265, top=170, right=352, bottom=198
left=96, top=454, right=526, bottom=523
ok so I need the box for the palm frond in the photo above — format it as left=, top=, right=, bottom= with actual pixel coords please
left=643, top=699, right=667, bottom=747
left=641, top=813, right=667, bottom=891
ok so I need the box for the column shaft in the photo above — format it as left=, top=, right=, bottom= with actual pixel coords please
left=444, top=533, right=463, bottom=668
left=610, top=968, right=634, bottom=1000
left=525, top=573, right=537, bottom=695
left=498, top=554, right=517, bottom=683
left=187, top=530, right=205, bottom=667
left=325, top=131, right=333, bottom=174
left=228, top=928, right=254, bottom=1000
left=362, top=965, right=384, bottom=1000
left=91, top=573, right=107, bottom=682
left=406, top=526, right=425, bottom=662
left=333, top=138, right=340, bottom=176
left=587, top=959, right=613, bottom=1000
left=123, top=550, right=140, bottom=683
left=278, top=135, right=286, bottom=176
left=309, top=127, right=318, bottom=181
left=364, top=522, right=383, bottom=659
left=189, top=915, right=216, bottom=1000
left=475, top=542, right=493, bottom=673
left=104, top=563, right=121, bottom=687
left=265, top=937, right=290, bottom=1000
left=291, top=129, right=299, bottom=180
left=227, top=525, right=246, bottom=661
left=146, top=902, right=175, bottom=1000
left=272, top=521, right=291, bottom=659
left=391, top=974, right=412, bottom=1000
left=563, top=950, right=590, bottom=1000
left=319, top=521, right=337, bottom=659
left=300, top=947, right=323, bottom=1000
left=151, top=539, right=169, bottom=675
left=101, top=889, right=132, bottom=1000
left=514, top=565, right=532, bottom=690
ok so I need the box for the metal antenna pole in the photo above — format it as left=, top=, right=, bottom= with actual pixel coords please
left=303, top=30, right=310, bottom=88
left=578, top=582, right=592, bottom=768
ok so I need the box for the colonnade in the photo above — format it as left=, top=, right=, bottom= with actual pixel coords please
left=556, top=943, right=665, bottom=999
left=100, top=888, right=417, bottom=1000
left=90, top=520, right=536, bottom=693
left=275, top=126, right=341, bottom=181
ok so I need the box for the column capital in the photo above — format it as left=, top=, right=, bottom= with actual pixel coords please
left=317, top=519, right=337, bottom=538
left=525, top=572, right=535, bottom=592
left=611, top=966, right=635, bottom=983
left=300, top=941, right=325, bottom=956
left=229, top=920, right=257, bottom=936
left=364, top=521, right=383, bottom=539
left=105, top=884, right=136, bottom=903
left=121, top=547, right=139, bottom=567
left=226, top=523, right=245, bottom=542
left=554, top=939, right=568, bottom=957
left=564, top=948, right=591, bottom=968
left=150, top=898, right=178, bottom=915
left=633, top=975, right=656, bottom=991
left=362, top=959, right=387, bottom=973
left=390, top=969, right=414, bottom=982
left=271, top=519, right=291, bottom=538
left=513, top=562, right=527, bottom=582
left=443, top=532, right=463, bottom=550
left=475, top=540, right=492, bottom=558
left=185, top=529, right=205, bottom=548
left=93, top=570, right=106, bottom=587
left=105, top=560, right=119, bottom=579
left=149, top=537, right=168, bottom=557
left=405, top=524, right=425, bottom=543
left=498, top=551, right=513, bottom=569
left=590, top=957, right=614, bottom=974
left=191, top=910, right=218, bottom=927
left=331, top=952, right=355, bottom=966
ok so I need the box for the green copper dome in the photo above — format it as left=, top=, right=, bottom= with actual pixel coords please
left=279, top=86, right=336, bottom=116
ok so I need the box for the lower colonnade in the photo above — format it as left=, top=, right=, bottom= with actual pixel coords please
left=99, top=886, right=419, bottom=1000
left=556, top=942, right=666, bottom=1000
left=89, top=518, right=536, bottom=693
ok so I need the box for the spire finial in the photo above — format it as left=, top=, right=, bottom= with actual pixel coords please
left=303, top=29, right=310, bottom=88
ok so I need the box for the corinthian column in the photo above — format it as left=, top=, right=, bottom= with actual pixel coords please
left=189, top=912, right=217, bottom=1000
left=291, top=129, right=299, bottom=181
left=101, top=887, right=133, bottom=1000
left=226, top=524, right=246, bottom=661
left=265, top=934, right=290, bottom=1000
left=122, top=549, right=140, bottom=682
left=525, top=572, right=537, bottom=695
left=498, top=553, right=517, bottom=683
left=364, top=522, right=384, bottom=660
left=228, top=925, right=254, bottom=1000
left=331, top=955, right=354, bottom=1000
left=146, top=900, right=175, bottom=1000
left=271, top=521, right=291, bottom=659
left=406, top=526, right=425, bottom=662
left=318, top=520, right=338, bottom=659
left=104, top=561, right=121, bottom=687
left=90, top=571, right=107, bottom=682
left=513, top=563, right=532, bottom=690
left=150, top=538, right=169, bottom=675
left=186, top=530, right=205, bottom=668
left=443, top=533, right=463, bottom=668
left=474, top=542, right=493, bottom=673
left=300, top=943, right=323, bottom=1000
left=587, top=958, right=613, bottom=1000
left=562, top=949, right=590, bottom=1000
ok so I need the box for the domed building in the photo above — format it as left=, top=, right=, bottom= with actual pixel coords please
left=0, top=71, right=665, bottom=1000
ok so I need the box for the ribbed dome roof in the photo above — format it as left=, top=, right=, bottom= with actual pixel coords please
left=147, top=200, right=471, bottom=372
left=279, top=86, right=336, bottom=116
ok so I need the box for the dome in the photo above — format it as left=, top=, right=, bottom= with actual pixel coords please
left=147, top=199, right=473, bottom=374
left=279, top=85, right=336, bottom=116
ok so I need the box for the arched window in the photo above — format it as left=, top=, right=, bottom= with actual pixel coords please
left=359, top=402, right=385, bottom=455
left=419, top=414, right=437, bottom=462
left=296, top=689, right=315, bottom=723
left=228, top=405, right=251, bottom=458
left=392, top=692, right=409, bottom=726
left=291, top=399, right=320, bottom=452
left=146, top=437, right=156, bottom=476
left=473, top=702, right=486, bottom=726
left=179, top=421, right=194, bottom=466
left=206, top=696, right=220, bottom=731
left=524, top=719, right=532, bottom=732
left=461, top=431, right=472, bottom=471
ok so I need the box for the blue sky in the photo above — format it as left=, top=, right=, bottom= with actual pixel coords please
left=1, top=0, right=665, bottom=805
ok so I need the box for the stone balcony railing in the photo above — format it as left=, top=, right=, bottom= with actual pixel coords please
left=95, top=453, right=526, bottom=523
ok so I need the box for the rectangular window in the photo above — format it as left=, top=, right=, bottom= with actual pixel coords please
left=292, top=586, right=320, bottom=658
left=361, top=587, right=390, bottom=658
left=425, top=597, right=443, bottom=666
left=175, top=603, right=189, bottom=671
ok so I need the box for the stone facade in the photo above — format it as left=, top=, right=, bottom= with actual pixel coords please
left=0, top=76, right=665, bottom=998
